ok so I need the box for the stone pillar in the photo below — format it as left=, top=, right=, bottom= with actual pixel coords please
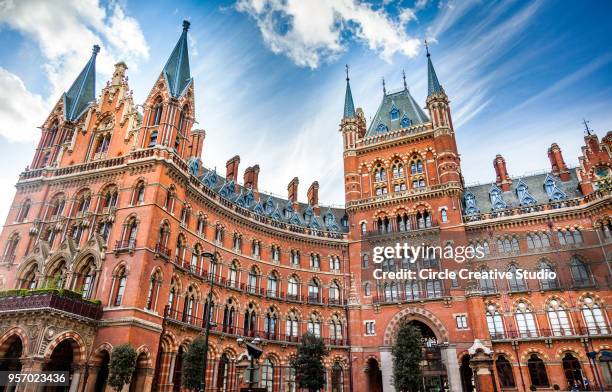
left=68, top=365, right=84, bottom=392
left=440, top=344, right=462, bottom=392
left=470, top=350, right=495, bottom=392
left=380, top=347, right=395, bottom=392
left=19, top=357, right=47, bottom=392
left=83, top=366, right=100, bottom=392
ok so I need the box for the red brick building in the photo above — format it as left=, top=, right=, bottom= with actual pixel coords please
left=0, top=21, right=610, bottom=392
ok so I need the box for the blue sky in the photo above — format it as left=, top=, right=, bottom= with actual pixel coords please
left=0, top=0, right=611, bottom=221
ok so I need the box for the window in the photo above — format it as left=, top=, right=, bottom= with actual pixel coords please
left=365, top=321, right=375, bottom=335
left=570, top=257, right=592, bottom=287
left=222, top=299, right=236, bottom=333
left=215, top=226, right=224, bottom=244
left=16, top=199, right=30, bottom=223
left=271, top=245, right=280, bottom=262
left=496, top=355, right=516, bottom=388
left=360, top=222, right=367, bottom=235
left=331, top=362, right=344, bottom=392
left=112, top=268, right=127, bottom=306
left=405, top=281, right=420, bottom=300
left=308, top=280, right=320, bottom=303
left=486, top=304, right=504, bottom=339
left=248, top=268, right=258, bottom=293
left=288, top=276, right=299, bottom=300
left=291, top=250, right=300, bottom=266
left=164, top=188, right=175, bottom=212
left=455, top=315, right=468, bottom=329
left=330, top=256, right=341, bottom=271
left=330, top=315, right=343, bottom=342
left=538, top=262, right=559, bottom=290
left=267, top=273, right=278, bottom=297
left=362, top=254, right=369, bottom=268
left=310, top=253, right=320, bottom=269
left=329, top=281, right=341, bottom=303
left=196, top=214, right=206, bottom=235
left=216, top=354, right=229, bottom=392
left=233, top=234, right=242, bottom=252
left=228, top=262, right=238, bottom=287
left=507, top=265, right=527, bottom=292
left=307, top=314, right=321, bottom=337
left=252, top=240, right=260, bottom=257
left=363, top=282, right=371, bottom=296
left=3, top=233, right=20, bottom=262
left=479, top=269, right=496, bottom=294
left=527, top=354, right=550, bottom=387
left=547, top=299, right=572, bottom=336
left=132, top=181, right=145, bottom=205
left=244, top=303, right=257, bottom=335
left=515, top=302, right=537, bottom=337
left=261, top=359, right=274, bottom=392
left=264, top=307, right=277, bottom=339
left=441, top=208, right=448, bottom=223
left=582, top=296, right=609, bottom=334
left=180, top=206, right=191, bottom=226
left=286, top=311, right=299, bottom=339
left=151, top=98, right=163, bottom=126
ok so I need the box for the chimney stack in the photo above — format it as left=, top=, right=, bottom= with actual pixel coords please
left=288, top=177, right=299, bottom=207
left=548, top=143, right=570, bottom=181
left=307, top=181, right=320, bottom=214
left=189, top=129, right=206, bottom=160
left=225, top=155, right=240, bottom=182
left=493, top=154, right=512, bottom=192
left=243, top=165, right=260, bottom=190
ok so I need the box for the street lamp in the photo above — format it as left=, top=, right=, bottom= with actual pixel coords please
left=237, top=337, right=264, bottom=391
left=200, top=251, right=218, bottom=392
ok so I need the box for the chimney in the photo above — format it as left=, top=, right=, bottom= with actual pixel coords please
left=287, top=177, right=299, bottom=207
left=225, top=155, right=240, bottom=182
left=307, top=181, right=320, bottom=214
left=243, top=165, right=260, bottom=190
left=189, top=129, right=206, bottom=160
left=548, top=143, right=570, bottom=181
left=493, top=154, right=512, bottom=192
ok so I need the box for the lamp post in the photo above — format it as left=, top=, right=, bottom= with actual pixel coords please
left=237, top=337, right=264, bottom=392
left=201, top=251, right=218, bottom=392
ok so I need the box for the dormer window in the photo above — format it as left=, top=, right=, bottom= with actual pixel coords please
left=389, top=106, right=399, bottom=121
left=400, top=115, right=411, bottom=128
left=376, top=123, right=387, bottom=133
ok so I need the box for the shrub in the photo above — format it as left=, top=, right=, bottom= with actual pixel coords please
left=108, top=344, right=138, bottom=391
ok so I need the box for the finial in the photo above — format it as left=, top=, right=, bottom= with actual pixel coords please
left=183, top=20, right=191, bottom=32
left=92, top=45, right=100, bottom=56
left=424, top=39, right=430, bottom=57
left=345, top=64, right=350, bottom=82
left=382, top=77, right=386, bottom=95
left=583, top=119, right=593, bottom=136
left=402, top=69, right=407, bottom=90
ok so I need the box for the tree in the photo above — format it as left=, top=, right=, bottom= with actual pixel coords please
left=290, top=332, right=328, bottom=392
left=108, top=344, right=137, bottom=391
left=392, top=322, right=423, bottom=392
left=182, top=336, right=207, bottom=391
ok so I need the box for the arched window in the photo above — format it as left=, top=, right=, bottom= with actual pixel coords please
left=362, top=254, right=369, bottom=268
left=291, top=250, right=300, bottom=266
left=248, top=267, right=258, bottom=293
left=360, top=222, right=367, bottom=235
left=167, top=279, right=178, bottom=318
left=331, top=362, right=344, bottom=392
left=486, top=304, right=504, bottom=339
left=286, top=310, right=299, bottom=340
left=222, top=299, right=236, bottom=333
left=112, top=267, right=127, bottom=306
left=3, top=233, right=20, bottom=262
left=21, top=263, right=38, bottom=289
left=363, top=282, right=371, bottom=296
left=75, top=257, right=96, bottom=299
left=440, top=208, right=448, bottom=223
left=264, top=306, right=277, bottom=339
left=150, top=97, right=163, bottom=126
left=330, top=315, right=343, bottom=343
left=243, top=303, right=257, bottom=336
left=75, top=190, right=91, bottom=214
left=515, top=302, right=537, bottom=337
left=308, top=280, right=320, bottom=303
left=538, top=261, right=559, bottom=290
left=261, top=358, right=274, bottom=392
left=329, top=281, right=341, bottom=304
left=46, top=259, right=67, bottom=289
left=180, top=205, right=191, bottom=226
left=288, top=276, right=299, bottom=300
left=570, top=257, right=592, bottom=287
left=48, top=194, right=65, bottom=218
left=330, top=256, right=341, bottom=271
left=307, top=313, right=321, bottom=337
left=405, top=281, right=420, bottom=300
left=507, top=265, right=527, bottom=292
left=216, top=354, right=229, bottom=392
left=131, top=181, right=145, bottom=205
left=547, top=299, right=572, bottom=336
left=146, top=270, right=162, bottom=311
left=562, top=353, right=585, bottom=389
left=496, top=355, right=515, bottom=388
left=479, top=268, right=496, bottom=294
left=527, top=354, right=550, bottom=387
left=196, top=214, right=206, bottom=235
left=164, top=187, right=175, bottom=212
left=267, top=272, right=279, bottom=297
left=122, top=217, right=138, bottom=248
left=16, top=199, right=31, bottom=223
left=581, top=296, right=609, bottom=334
left=310, top=253, right=320, bottom=269
left=228, top=261, right=238, bottom=288
left=182, top=286, right=196, bottom=323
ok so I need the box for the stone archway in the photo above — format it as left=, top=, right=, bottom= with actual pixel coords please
left=365, top=357, right=383, bottom=392
left=383, top=306, right=449, bottom=346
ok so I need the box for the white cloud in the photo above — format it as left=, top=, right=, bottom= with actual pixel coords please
left=236, top=0, right=421, bottom=68
left=0, top=0, right=149, bottom=141
left=0, top=68, right=48, bottom=142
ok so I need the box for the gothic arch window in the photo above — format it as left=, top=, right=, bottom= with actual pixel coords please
left=182, top=285, right=197, bottom=323
left=45, top=259, right=67, bottom=289
left=538, top=261, right=559, bottom=290
left=392, top=160, right=404, bottom=179
left=310, top=253, right=320, bottom=269
left=271, top=245, right=280, bottom=262
left=400, top=114, right=411, bottom=128
left=376, top=123, right=387, bottom=133
left=180, top=205, right=191, bottom=226
left=216, top=354, right=230, bottom=391
left=191, top=243, right=202, bottom=274
left=263, top=306, right=277, bottom=339
left=486, top=304, right=505, bottom=339
left=291, top=249, right=300, bottom=266
left=360, top=222, right=367, bottom=235
left=261, top=358, right=274, bottom=392
left=527, top=354, right=550, bottom=387
left=174, top=234, right=187, bottom=266
left=287, top=276, right=299, bottom=300
left=244, top=302, right=257, bottom=336
left=570, top=257, right=592, bottom=287
left=307, top=313, right=322, bottom=337
left=228, top=260, right=238, bottom=287
left=121, top=216, right=138, bottom=249
left=251, top=239, right=260, bottom=257
left=164, top=186, right=176, bottom=212
left=100, top=185, right=118, bottom=211
left=363, top=282, right=371, bottom=296
left=373, top=163, right=386, bottom=183
left=384, top=282, right=399, bottom=302
left=405, top=280, right=420, bottom=300
left=222, top=298, right=236, bottom=333
left=3, top=233, right=20, bottom=263
left=267, top=271, right=279, bottom=297
left=157, top=220, right=171, bottom=249
left=330, top=256, right=341, bottom=271
left=547, top=299, right=572, bottom=336
left=329, top=280, right=341, bottom=304
left=581, top=296, right=609, bottom=334
left=389, top=105, right=399, bottom=121
left=362, top=254, right=369, bottom=268
left=440, top=208, right=448, bottom=223
left=46, top=120, right=59, bottom=147
left=330, top=314, right=343, bottom=343
left=146, top=269, right=162, bottom=311
left=74, top=189, right=92, bottom=215
left=286, top=310, right=299, bottom=340
left=74, top=256, right=97, bottom=299
left=507, top=265, right=527, bottom=292
left=111, top=266, right=127, bottom=306
left=233, top=233, right=242, bottom=252
left=131, top=180, right=145, bottom=205
left=479, top=268, right=496, bottom=294
left=16, top=199, right=31, bottom=223
left=167, top=278, right=179, bottom=318
left=247, top=266, right=259, bottom=293
left=21, top=262, right=38, bottom=289
left=496, top=355, right=515, bottom=388
left=150, top=97, right=163, bottom=126
left=527, top=232, right=550, bottom=249
left=308, top=279, right=320, bottom=303
left=515, top=301, right=537, bottom=337
left=196, top=213, right=206, bottom=235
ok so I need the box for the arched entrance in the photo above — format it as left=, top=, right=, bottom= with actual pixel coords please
left=93, top=351, right=110, bottom=392
left=172, top=346, right=184, bottom=392
left=460, top=354, right=474, bottom=392
left=562, top=353, right=584, bottom=389
left=44, top=340, right=75, bottom=392
left=407, top=320, right=448, bottom=392
left=0, top=336, right=23, bottom=392
left=129, top=352, right=150, bottom=392
left=365, top=358, right=382, bottom=392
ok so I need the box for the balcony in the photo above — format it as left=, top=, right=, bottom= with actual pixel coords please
left=0, top=290, right=102, bottom=320
left=114, top=239, right=136, bottom=252
left=363, top=219, right=439, bottom=239
left=490, top=327, right=611, bottom=341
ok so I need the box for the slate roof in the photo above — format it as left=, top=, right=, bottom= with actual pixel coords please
left=63, top=45, right=99, bottom=122
left=196, top=165, right=349, bottom=233
left=427, top=53, right=443, bottom=96
left=463, top=170, right=582, bottom=214
left=343, top=77, right=356, bottom=119
left=365, top=88, right=430, bottom=137
left=162, top=20, right=193, bottom=98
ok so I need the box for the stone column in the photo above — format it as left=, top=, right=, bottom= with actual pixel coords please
left=380, top=347, right=395, bottom=392
left=68, top=364, right=84, bottom=392
left=19, top=357, right=47, bottom=392
left=470, top=350, right=496, bottom=392
left=440, top=344, right=462, bottom=392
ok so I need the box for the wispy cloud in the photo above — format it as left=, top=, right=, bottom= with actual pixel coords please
left=235, top=0, right=421, bottom=68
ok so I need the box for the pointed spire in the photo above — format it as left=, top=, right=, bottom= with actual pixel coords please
left=583, top=119, right=593, bottom=136
left=162, top=20, right=193, bottom=98
left=402, top=69, right=407, bottom=91
left=343, top=64, right=356, bottom=119
left=63, top=45, right=99, bottom=122
left=382, top=77, right=387, bottom=96
left=425, top=40, right=443, bottom=96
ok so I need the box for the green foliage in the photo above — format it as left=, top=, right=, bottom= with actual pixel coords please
left=182, top=336, right=207, bottom=391
left=290, top=333, right=328, bottom=392
left=0, top=288, right=101, bottom=305
left=108, top=344, right=138, bottom=391
left=392, top=322, right=423, bottom=392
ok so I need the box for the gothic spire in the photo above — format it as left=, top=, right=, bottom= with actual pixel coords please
left=343, top=64, right=356, bottom=119
left=63, top=45, right=99, bottom=122
left=162, top=20, right=193, bottom=98
left=425, top=40, right=443, bottom=96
